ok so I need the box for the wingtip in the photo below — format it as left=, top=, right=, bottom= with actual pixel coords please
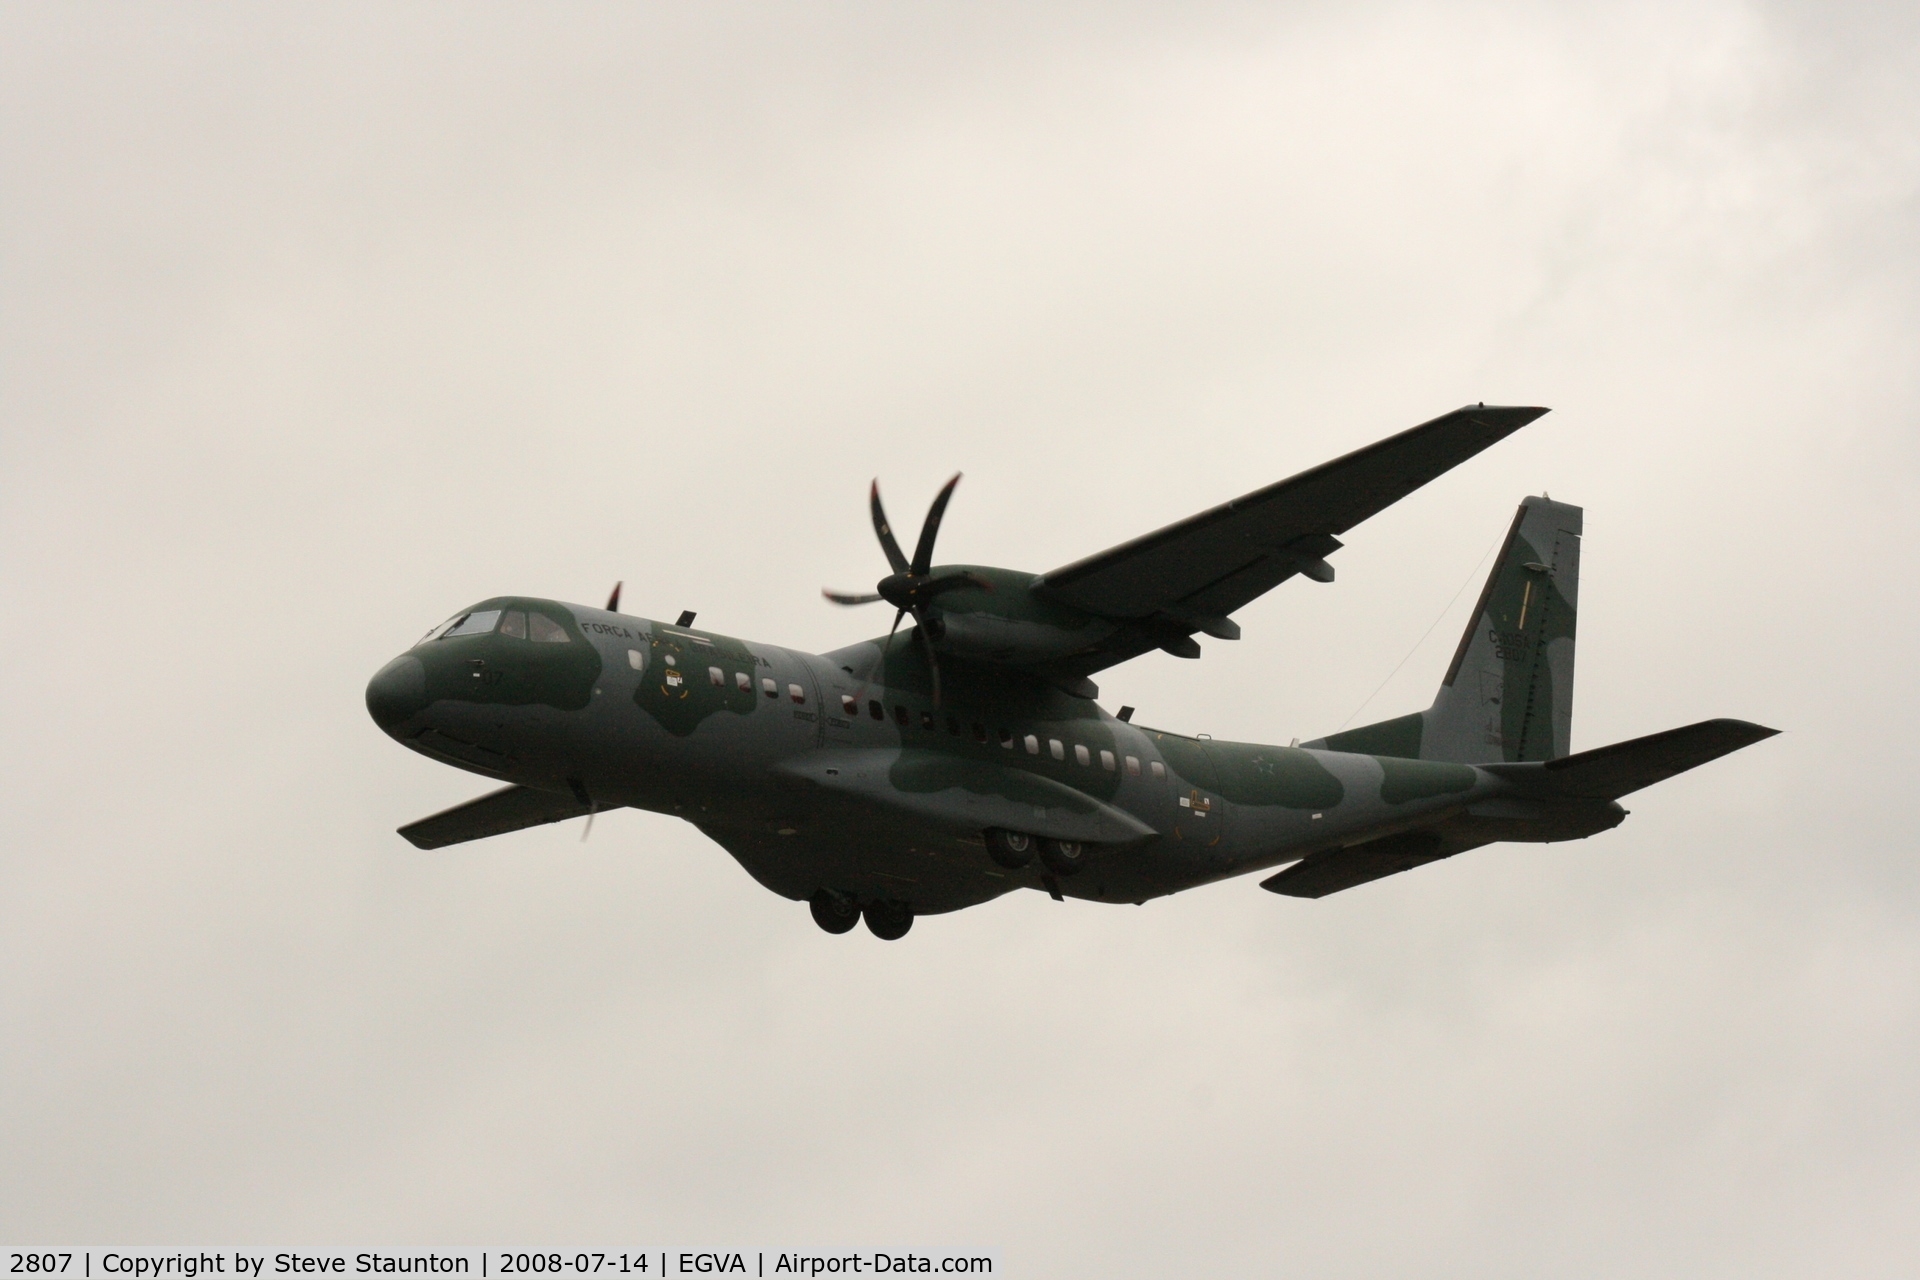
left=1465, top=403, right=1551, bottom=426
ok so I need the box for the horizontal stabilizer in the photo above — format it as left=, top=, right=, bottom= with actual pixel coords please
left=1261, top=831, right=1469, bottom=899
left=398, top=784, right=593, bottom=849
left=1487, top=718, right=1778, bottom=800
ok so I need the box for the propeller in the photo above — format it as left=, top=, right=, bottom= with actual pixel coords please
left=824, top=473, right=983, bottom=706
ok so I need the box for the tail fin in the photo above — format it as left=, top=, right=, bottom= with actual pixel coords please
left=1308, top=495, right=1583, bottom=764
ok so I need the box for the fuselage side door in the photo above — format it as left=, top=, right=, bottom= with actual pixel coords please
left=808, top=655, right=861, bottom=747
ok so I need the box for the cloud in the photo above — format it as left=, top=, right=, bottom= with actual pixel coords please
left=3, top=1, right=1917, bottom=1273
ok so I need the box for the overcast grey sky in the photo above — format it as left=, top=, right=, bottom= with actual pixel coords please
left=3, top=2, right=1918, bottom=1274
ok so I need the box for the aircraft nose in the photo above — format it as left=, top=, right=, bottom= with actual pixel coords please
left=366, top=654, right=428, bottom=732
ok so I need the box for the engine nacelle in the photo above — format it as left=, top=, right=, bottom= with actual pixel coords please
left=923, top=565, right=1118, bottom=665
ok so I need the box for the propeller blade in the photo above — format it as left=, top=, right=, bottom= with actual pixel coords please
left=580, top=803, right=597, bottom=843
left=913, top=607, right=943, bottom=708
left=887, top=607, right=907, bottom=647
left=823, top=590, right=885, bottom=606
left=870, top=481, right=910, bottom=576
left=910, top=472, right=963, bottom=578
left=605, top=581, right=623, bottom=612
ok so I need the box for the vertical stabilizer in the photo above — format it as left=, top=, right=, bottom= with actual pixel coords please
left=1307, top=496, right=1581, bottom=763
left=1423, top=495, right=1581, bottom=762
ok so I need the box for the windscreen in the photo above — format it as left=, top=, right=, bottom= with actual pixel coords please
left=417, top=609, right=502, bottom=645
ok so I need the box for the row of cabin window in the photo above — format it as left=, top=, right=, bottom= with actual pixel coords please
left=834, top=693, right=1166, bottom=780
left=636, top=652, right=809, bottom=704
left=714, top=667, right=806, bottom=704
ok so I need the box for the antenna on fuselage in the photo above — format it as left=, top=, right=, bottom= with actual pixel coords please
left=606, top=581, right=623, bottom=612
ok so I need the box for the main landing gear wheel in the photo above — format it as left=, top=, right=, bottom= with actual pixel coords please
left=984, top=828, right=1035, bottom=869
left=863, top=900, right=914, bottom=941
left=1038, top=837, right=1089, bottom=877
left=809, top=890, right=860, bottom=935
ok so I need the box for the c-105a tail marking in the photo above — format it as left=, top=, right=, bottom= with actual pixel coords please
left=366, top=405, right=1776, bottom=939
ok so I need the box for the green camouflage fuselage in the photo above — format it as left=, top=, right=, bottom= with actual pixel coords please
left=366, top=590, right=1624, bottom=915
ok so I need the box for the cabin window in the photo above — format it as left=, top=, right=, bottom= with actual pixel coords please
left=920, top=710, right=935, bottom=730
left=1049, top=739, right=1065, bottom=761
left=894, top=705, right=910, bottom=728
left=1125, top=755, right=1141, bottom=776
left=528, top=612, right=570, bottom=643
left=1150, top=761, right=1166, bottom=779
left=737, top=672, right=753, bottom=693
left=708, top=666, right=725, bottom=687
left=972, top=722, right=988, bottom=743
left=870, top=699, right=884, bottom=721
left=1101, top=749, right=1116, bottom=771
left=762, top=677, right=778, bottom=699
left=790, top=684, right=806, bottom=704
left=1024, top=734, right=1039, bottom=755
left=842, top=695, right=859, bottom=716
left=440, top=610, right=501, bottom=639
left=498, top=610, right=528, bottom=640
left=628, top=650, right=644, bottom=670
left=1074, top=744, right=1091, bottom=766
left=998, top=728, right=1013, bottom=748
left=946, top=714, right=961, bottom=736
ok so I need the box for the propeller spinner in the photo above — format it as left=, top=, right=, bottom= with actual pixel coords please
left=824, top=474, right=982, bottom=706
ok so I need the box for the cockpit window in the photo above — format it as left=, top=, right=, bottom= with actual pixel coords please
left=416, top=616, right=461, bottom=645
left=432, top=610, right=502, bottom=641
left=498, top=610, right=528, bottom=640
left=527, top=612, right=570, bottom=643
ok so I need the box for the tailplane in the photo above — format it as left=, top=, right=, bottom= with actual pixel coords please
left=1308, top=495, right=1583, bottom=763
left=1485, top=718, right=1779, bottom=799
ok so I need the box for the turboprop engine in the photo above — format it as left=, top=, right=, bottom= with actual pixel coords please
left=825, top=474, right=1140, bottom=699
left=908, top=565, right=1118, bottom=665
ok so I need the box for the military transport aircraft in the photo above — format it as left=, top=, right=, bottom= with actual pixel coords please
left=366, top=405, right=1776, bottom=940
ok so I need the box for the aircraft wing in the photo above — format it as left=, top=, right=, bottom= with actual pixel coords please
left=1033, top=404, right=1547, bottom=677
left=397, top=783, right=593, bottom=849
